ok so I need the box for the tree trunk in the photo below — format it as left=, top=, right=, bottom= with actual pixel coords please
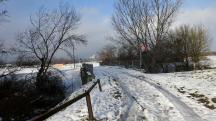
left=139, top=48, right=142, bottom=69
left=36, top=59, right=46, bottom=89
left=73, top=46, right=75, bottom=69
left=185, top=56, right=190, bottom=70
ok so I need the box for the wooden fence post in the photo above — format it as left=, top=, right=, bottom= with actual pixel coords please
left=30, top=80, right=102, bottom=121
left=86, top=93, right=94, bottom=120
left=97, top=79, right=102, bottom=92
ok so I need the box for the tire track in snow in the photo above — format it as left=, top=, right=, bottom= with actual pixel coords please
left=103, top=68, right=174, bottom=121
left=121, top=71, right=204, bottom=121
left=100, top=71, right=135, bottom=121
left=116, top=79, right=146, bottom=121
left=99, top=70, right=147, bottom=121
left=110, top=74, right=170, bottom=121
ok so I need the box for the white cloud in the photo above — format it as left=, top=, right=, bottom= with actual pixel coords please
left=74, top=7, right=114, bottom=58
left=0, top=6, right=114, bottom=59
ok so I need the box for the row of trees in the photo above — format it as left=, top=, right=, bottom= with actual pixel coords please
left=99, top=0, right=210, bottom=72
left=100, top=24, right=209, bottom=72
left=169, top=25, right=209, bottom=68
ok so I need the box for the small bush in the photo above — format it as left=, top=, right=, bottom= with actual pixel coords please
left=0, top=71, right=66, bottom=121
left=36, top=72, right=65, bottom=98
left=0, top=79, right=13, bottom=91
left=0, top=75, right=36, bottom=120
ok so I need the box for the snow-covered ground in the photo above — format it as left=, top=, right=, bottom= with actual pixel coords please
left=201, top=55, right=216, bottom=68
left=1, top=60, right=216, bottom=121
left=45, top=65, right=216, bottom=121
left=141, top=69, right=216, bottom=121
left=0, top=61, right=100, bottom=94
left=0, top=61, right=100, bottom=75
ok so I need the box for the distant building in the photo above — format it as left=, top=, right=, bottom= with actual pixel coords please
left=89, top=54, right=98, bottom=61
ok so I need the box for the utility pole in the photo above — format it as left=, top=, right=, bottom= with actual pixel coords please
left=72, top=45, right=75, bottom=69
left=139, top=47, right=142, bottom=69
left=138, top=39, right=142, bottom=69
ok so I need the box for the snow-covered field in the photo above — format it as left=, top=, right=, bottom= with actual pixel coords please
left=205, top=56, right=216, bottom=68
left=0, top=62, right=100, bottom=94
left=45, top=66, right=216, bottom=121
left=0, top=61, right=100, bottom=75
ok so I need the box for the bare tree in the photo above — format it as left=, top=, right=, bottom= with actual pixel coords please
left=174, top=25, right=191, bottom=68
left=17, top=4, right=86, bottom=86
left=99, top=45, right=117, bottom=65
left=169, top=25, right=209, bottom=69
left=112, top=0, right=182, bottom=70
left=189, top=25, right=209, bottom=66
left=60, top=44, right=78, bottom=69
left=116, top=43, right=138, bottom=67
left=112, top=0, right=147, bottom=68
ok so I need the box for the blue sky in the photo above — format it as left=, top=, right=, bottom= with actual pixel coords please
left=184, top=0, right=216, bottom=9
left=0, top=0, right=216, bottom=58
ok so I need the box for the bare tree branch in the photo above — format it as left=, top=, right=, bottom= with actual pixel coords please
left=17, top=4, right=87, bottom=84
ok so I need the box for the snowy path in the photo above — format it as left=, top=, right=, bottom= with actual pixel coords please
left=47, top=66, right=212, bottom=121
left=100, top=70, right=147, bottom=121
left=102, top=67, right=185, bottom=121
left=103, top=67, right=206, bottom=121
left=120, top=71, right=204, bottom=121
